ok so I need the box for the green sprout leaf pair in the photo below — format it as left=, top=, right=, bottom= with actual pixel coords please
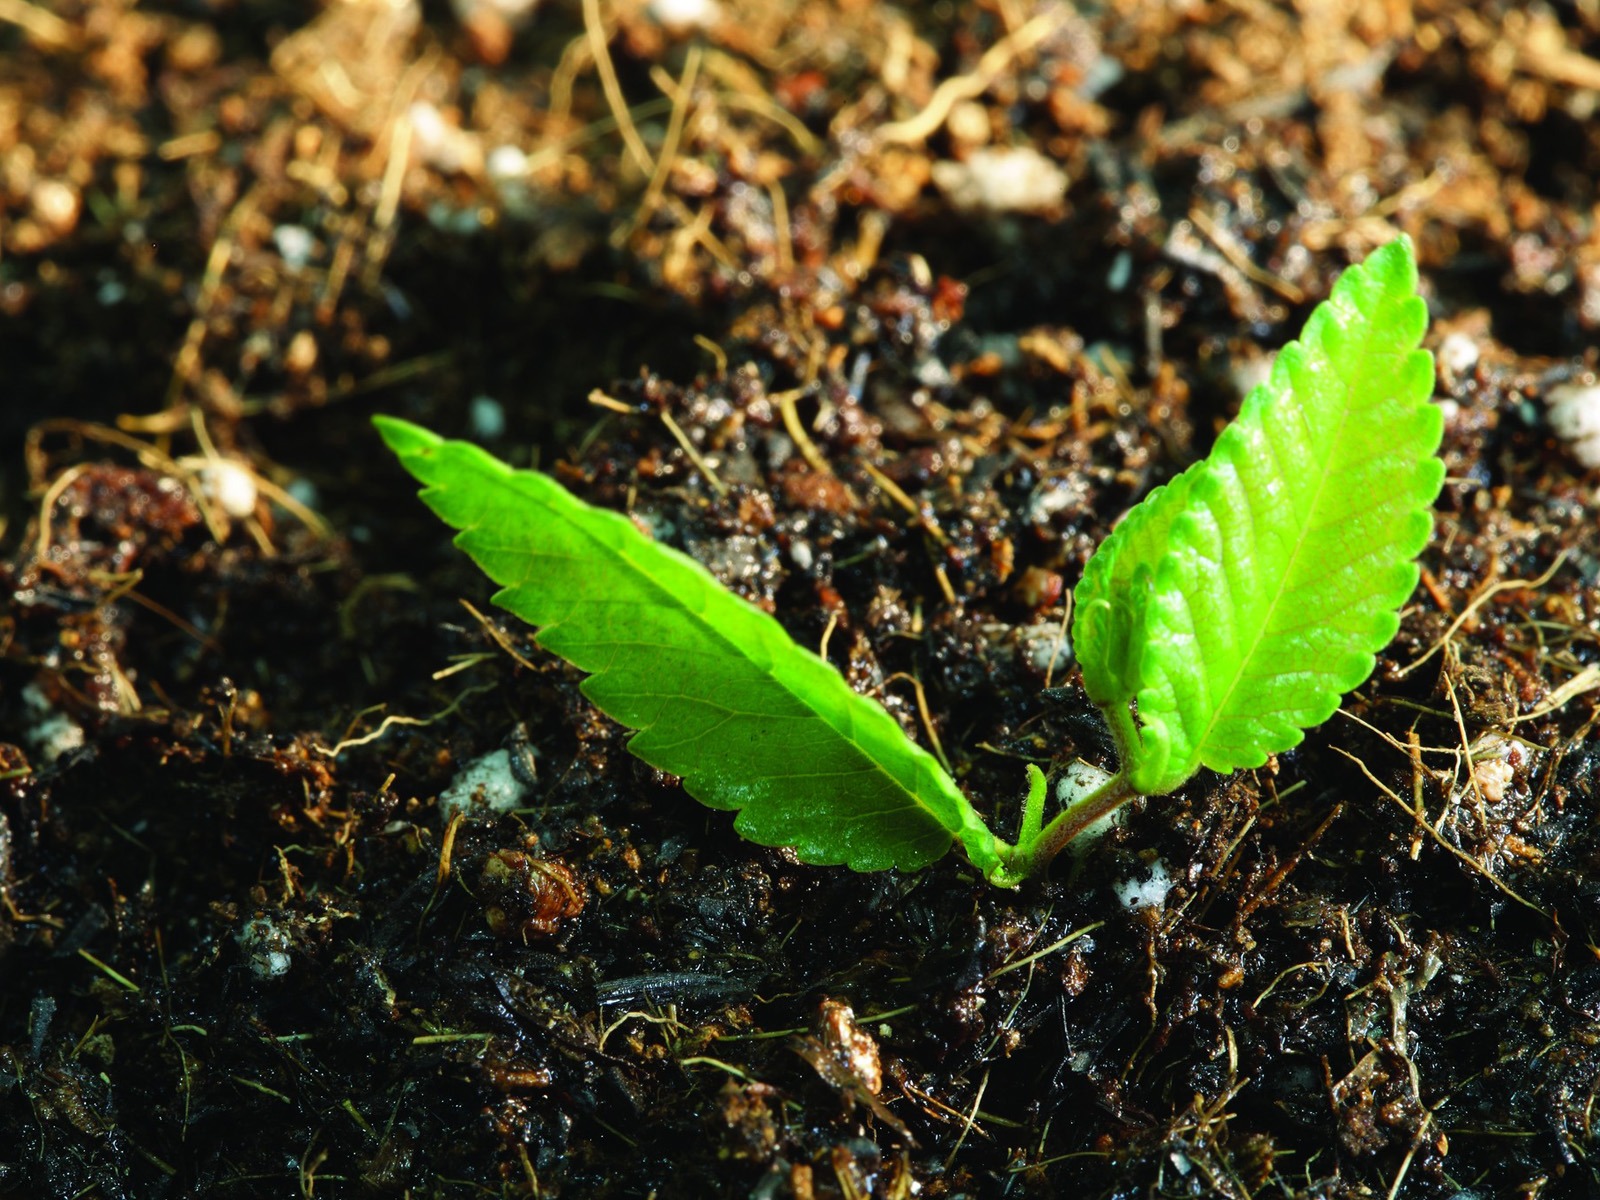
left=378, top=236, right=1443, bottom=887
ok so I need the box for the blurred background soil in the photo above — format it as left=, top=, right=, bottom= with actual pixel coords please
left=2, top=0, right=1600, bottom=1196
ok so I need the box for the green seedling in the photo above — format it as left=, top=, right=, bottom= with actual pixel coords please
left=377, top=236, right=1443, bottom=887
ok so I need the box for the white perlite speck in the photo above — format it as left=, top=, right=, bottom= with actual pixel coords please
left=273, top=224, right=315, bottom=269
left=439, top=749, right=529, bottom=820
left=1017, top=623, right=1073, bottom=675
left=1436, top=330, right=1479, bottom=380
left=1547, top=380, right=1600, bottom=469
left=650, top=0, right=719, bottom=30
left=238, top=916, right=293, bottom=978
left=1114, top=860, right=1173, bottom=910
left=930, top=147, right=1068, bottom=213
left=469, top=395, right=507, bottom=440
left=200, top=459, right=259, bottom=519
left=22, top=683, right=85, bottom=764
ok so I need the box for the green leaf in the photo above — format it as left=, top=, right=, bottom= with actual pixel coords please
left=1071, top=236, right=1444, bottom=797
left=375, top=416, right=1002, bottom=876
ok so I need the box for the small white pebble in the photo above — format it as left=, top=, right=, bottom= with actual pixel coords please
left=201, top=459, right=259, bottom=519
left=945, top=100, right=990, bottom=148
left=1114, top=860, right=1173, bottom=910
left=1436, top=331, right=1479, bottom=380
left=469, top=395, right=507, bottom=439
left=789, top=540, right=814, bottom=572
left=1474, top=758, right=1516, bottom=806
left=1106, top=250, right=1132, bottom=292
left=649, top=0, right=719, bottom=30
left=1024, top=475, right=1088, bottom=526
left=930, top=147, right=1068, bottom=214
left=485, top=144, right=529, bottom=183
left=238, top=916, right=293, bottom=978
left=408, top=101, right=482, bottom=175
left=1547, top=380, right=1600, bottom=469
left=273, top=224, right=316, bottom=269
left=22, top=685, right=84, bottom=764
left=440, top=749, right=529, bottom=820
left=1470, top=733, right=1519, bottom=806
left=453, top=0, right=540, bottom=18
left=286, top=477, right=320, bottom=510
left=28, top=713, right=84, bottom=763
left=1018, top=623, right=1073, bottom=675
left=284, top=329, right=318, bottom=375
left=31, top=179, right=80, bottom=235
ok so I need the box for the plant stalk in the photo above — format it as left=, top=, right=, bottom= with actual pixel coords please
left=988, top=769, right=1139, bottom=887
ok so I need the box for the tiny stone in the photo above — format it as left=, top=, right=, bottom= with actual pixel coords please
left=1017, top=622, right=1072, bottom=675
left=273, top=224, right=316, bottom=269
left=469, top=395, right=507, bottom=439
left=237, top=916, right=293, bottom=978
left=409, top=101, right=482, bottom=175
left=1436, top=330, right=1479, bottom=379
left=930, top=147, right=1068, bottom=213
left=650, top=0, right=719, bottom=30
left=202, top=459, right=259, bottom=519
left=1547, top=380, right=1600, bottom=469
left=286, top=477, right=320, bottom=510
left=485, top=144, right=529, bottom=183
left=285, top=329, right=318, bottom=375
left=22, top=684, right=84, bottom=764
left=31, top=179, right=79, bottom=235
left=1230, top=348, right=1275, bottom=400
left=945, top=100, right=990, bottom=148
left=440, top=749, right=529, bottom=820
left=1114, top=860, right=1173, bottom=910
left=1106, top=250, right=1132, bottom=292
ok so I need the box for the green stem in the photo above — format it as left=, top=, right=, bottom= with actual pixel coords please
left=1018, top=763, right=1047, bottom=845
left=987, top=769, right=1139, bottom=887
left=1105, top=700, right=1141, bottom=770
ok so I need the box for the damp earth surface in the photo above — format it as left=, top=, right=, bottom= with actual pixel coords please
left=3, top=1, right=1600, bottom=1197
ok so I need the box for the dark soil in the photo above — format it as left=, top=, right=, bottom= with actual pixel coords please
left=4, top=1, right=1600, bottom=1197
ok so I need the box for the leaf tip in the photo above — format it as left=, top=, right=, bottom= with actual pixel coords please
left=373, top=414, right=442, bottom=461
left=1368, top=233, right=1419, bottom=290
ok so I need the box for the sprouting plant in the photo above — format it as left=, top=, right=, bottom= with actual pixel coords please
left=377, top=236, right=1443, bottom=887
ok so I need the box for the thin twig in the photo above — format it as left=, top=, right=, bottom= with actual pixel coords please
left=1042, top=591, right=1073, bottom=690
left=1189, top=206, right=1305, bottom=302
left=615, top=44, right=703, bottom=246
left=659, top=409, right=727, bottom=496
left=461, top=598, right=540, bottom=672
left=1332, top=746, right=1546, bottom=916
left=986, top=921, right=1103, bottom=980
left=1509, top=663, right=1600, bottom=724
left=582, top=0, right=654, bottom=176
left=318, top=684, right=496, bottom=757
left=1398, top=552, right=1570, bottom=679
left=772, top=388, right=833, bottom=477
left=0, top=0, right=79, bottom=49
left=883, top=672, right=951, bottom=775
left=943, top=1067, right=992, bottom=1171
left=877, top=9, right=1069, bottom=145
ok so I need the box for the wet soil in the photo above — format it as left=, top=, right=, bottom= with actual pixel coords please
left=3, top=1, right=1600, bottom=1196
